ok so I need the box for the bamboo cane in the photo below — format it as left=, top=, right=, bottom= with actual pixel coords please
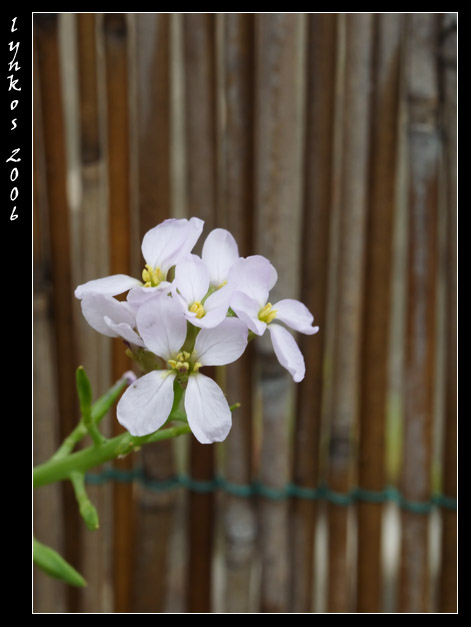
left=102, top=13, right=135, bottom=613
left=183, top=13, right=218, bottom=612
left=438, top=12, right=457, bottom=614
left=398, top=13, right=440, bottom=613
left=290, top=12, right=337, bottom=613
left=33, top=14, right=82, bottom=612
left=73, top=13, right=114, bottom=612
left=356, top=13, right=402, bottom=613
left=129, top=13, right=177, bottom=613
left=254, top=13, right=306, bottom=613
left=220, top=13, right=257, bottom=613
left=326, top=13, right=374, bottom=613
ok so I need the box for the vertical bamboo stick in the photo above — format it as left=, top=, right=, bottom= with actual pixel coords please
left=130, top=13, right=176, bottom=613
left=356, top=13, right=402, bottom=613
left=33, top=14, right=81, bottom=612
left=102, top=13, right=135, bottom=613
left=438, top=13, right=457, bottom=614
left=290, top=13, right=337, bottom=613
left=398, top=13, right=440, bottom=613
left=33, top=42, right=66, bottom=612
left=183, top=13, right=218, bottom=613
left=220, top=13, right=256, bottom=613
left=254, top=13, right=306, bottom=613
left=74, top=13, right=114, bottom=612
left=326, top=13, right=374, bottom=613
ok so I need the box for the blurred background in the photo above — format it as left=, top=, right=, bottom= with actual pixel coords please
left=33, top=13, right=457, bottom=613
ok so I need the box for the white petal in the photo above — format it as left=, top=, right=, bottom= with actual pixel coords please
left=204, top=283, right=233, bottom=312
left=104, top=317, right=144, bottom=347
left=187, top=306, right=228, bottom=329
left=202, top=228, right=239, bottom=287
left=141, top=217, right=204, bottom=273
left=227, top=255, right=277, bottom=307
left=230, top=290, right=267, bottom=336
left=136, top=293, right=188, bottom=361
left=126, top=282, right=172, bottom=307
left=80, top=294, right=137, bottom=338
left=117, top=370, right=176, bottom=436
left=173, top=257, right=209, bottom=305
left=194, top=317, right=248, bottom=366
left=75, top=274, right=141, bottom=299
left=268, top=323, right=305, bottom=382
left=272, top=299, right=320, bottom=335
left=185, top=374, right=232, bottom=444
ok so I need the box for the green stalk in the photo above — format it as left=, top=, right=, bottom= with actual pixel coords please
left=51, top=376, right=128, bottom=461
left=33, top=424, right=191, bottom=489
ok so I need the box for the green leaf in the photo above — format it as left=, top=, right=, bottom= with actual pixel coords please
left=33, top=537, right=86, bottom=587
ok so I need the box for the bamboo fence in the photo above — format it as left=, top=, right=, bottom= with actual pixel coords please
left=33, top=12, right=457, bottom=614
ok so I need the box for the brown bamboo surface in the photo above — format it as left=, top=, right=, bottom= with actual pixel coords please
left=33, top=14, right=82, bottom=613
left=356, top=13, right=402, bottom=613
left=438, top=13, right=457, bottom=614
left=126, top=13, right=177, bottom=614
left=183, top=13, right=218, bottom=613
left=74, top=13, right=113, bottom=612
left=290, top=13, right=337, bottom=613
left=326, top=13, right=374, bottom=613
left=33, top=48, right=66, bottom=612
left=253, top=13, right=306, bottom=614
left=33, top=12, right=457, bottom=614
left=103, top=14, right=135, bottom=613
left=399, top=14, right=440, bottom=613
left=220, top=13, right=257, bottom=614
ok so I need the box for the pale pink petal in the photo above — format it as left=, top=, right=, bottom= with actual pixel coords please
left=268, top=323, right=305, bottom=382
left=187, top=306, right=228, bottom=329
left=204, top=283, right=233, bottom=312
left=194, top=317, right=248, bottom=366
left=202, top=228, right=239, bottom=287
left=136, top=293, right=187, bottom=361
left=185, top=373, right=232, bottom=444
left=230, top=290, right=267, bottom=336
left=272, top=299, right=320, bottom=335
left=227, top=255, right=278, bottom=306
left=126, top=282, right=172, bottom=308
left=75, top=274, right=141, bottom=300
left=80, top=294, right=137, bottom=338
left=173, top=257, right=209, bottom=305
left=141, top=217, right=204, bottom=273
left=104, top=317, right=144, bottom=347
left=117, top=370, right=176, bottom=436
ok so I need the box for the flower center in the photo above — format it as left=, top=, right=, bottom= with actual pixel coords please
left=189, top=301, right=205, bottom=319
left=142, top=264, right=165, bottom=287
left=167, top=351, right=202, bottom=375
left=258, top=302, right=277, bottom=324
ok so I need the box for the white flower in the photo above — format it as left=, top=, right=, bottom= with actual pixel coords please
left=79, top=293, right=144, bottom=347
left=172, top=256, right=233, bottom=329
left=116, top=293, right=248, bottom=443
left=228, top=255, right=319, bottom=382
left=201, top=227, right=240, bottom=289
left=74, top=217, right=204, bottom=300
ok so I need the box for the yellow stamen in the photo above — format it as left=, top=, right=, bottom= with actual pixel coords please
left=168, top=353, right=190, bottom=374
left=258, top=302, right=277, bottom=324
left=192, top=361, right=202, bottom=373
left=189, top=301, right=205, bottom=319
left=141, top=264, right=165, bottom=287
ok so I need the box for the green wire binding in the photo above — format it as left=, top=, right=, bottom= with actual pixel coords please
left=85, top=467, right=457, bottom=514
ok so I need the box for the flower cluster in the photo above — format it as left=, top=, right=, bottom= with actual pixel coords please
left=75, top=218, right=319, bottom=444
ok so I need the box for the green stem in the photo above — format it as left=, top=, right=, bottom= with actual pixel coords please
left=70, top=471, right=100, bottom=530
left=51, top=377, right=128, bottom=461
left=34, top=424, right=191, bottom=489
